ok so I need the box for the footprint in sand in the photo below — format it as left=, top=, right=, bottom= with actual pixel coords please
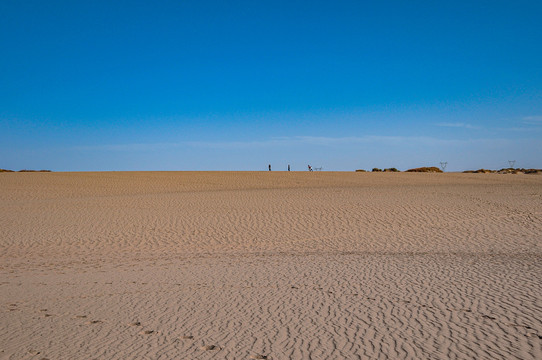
left=250, top=354, right=269, bottom=359
left=140, top=330, right=154, bottom=335
left=74, top=315, right=87, bottom=319
left=180, top=335, right=193, bottom=340
left=200, top=345, right=218, bottom=351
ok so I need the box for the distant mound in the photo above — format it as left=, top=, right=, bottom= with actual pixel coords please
left=0, top=169, right=14, bottom=172
left=497, top=168, right=542, bottom=174
left=18, top=169, right=52, bottom=172
left=463, top=168, right=542, bottom=174
left=355, top=169, right=366, bottom=172
left=463, top=169, right=495, bottom=173
left=406, top=167, right=442, bottom=173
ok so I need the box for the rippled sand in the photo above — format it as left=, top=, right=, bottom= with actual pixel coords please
left=1, top=171, right=541, bottom=359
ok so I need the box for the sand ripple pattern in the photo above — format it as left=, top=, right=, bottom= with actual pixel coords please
left=1, top=172, right=541, bottom=359
left=1, top=172, right=541, bottom=260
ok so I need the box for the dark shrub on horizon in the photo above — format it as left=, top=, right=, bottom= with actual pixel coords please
left=18, top=169, right=52, bottom=172
left=497, top=168, right=542, bottom=174
left=463, top=169, right=494, bottom=173
left=462, top=168, right=541, bottom=174
left=406, top=167, right=443, bottom=173
left=372, top=168, right=382, bottom=172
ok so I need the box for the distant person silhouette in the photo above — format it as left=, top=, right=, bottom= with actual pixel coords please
left=268, top=164, right=271, bottom=171
left=308, top=165, right=312, bottom=172
left=288, top=164, right=290, bottom=171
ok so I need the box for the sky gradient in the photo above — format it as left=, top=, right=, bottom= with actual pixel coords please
left=1, top=0, right=541, bottom=171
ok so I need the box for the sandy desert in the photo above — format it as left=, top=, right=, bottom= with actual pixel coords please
left=1, top=171, right=541, bottom=359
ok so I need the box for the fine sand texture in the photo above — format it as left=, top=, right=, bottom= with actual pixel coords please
left=1, top=171, right=541, bottom=359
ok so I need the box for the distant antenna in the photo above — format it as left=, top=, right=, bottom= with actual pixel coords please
left=439, top=162, right=448, bottom=172
left=508, top=160, right=516, bottom=168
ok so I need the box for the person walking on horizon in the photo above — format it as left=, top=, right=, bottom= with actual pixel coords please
left=288, top=164, right=290, bottom=171
left=268, top=164, right=271, bottom=171
left=308, top=165, right=312, bottom=172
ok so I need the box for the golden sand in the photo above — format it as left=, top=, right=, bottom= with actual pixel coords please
left=1, top=172, right=541, bottom=359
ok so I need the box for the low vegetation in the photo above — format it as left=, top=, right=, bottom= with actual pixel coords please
left=1, top=169, right=52, bottom=172
left=18, top=169, right=52, bottom=172
left=463, top=168, right=542, bottom=174
left=406, top=167, right=443, bottom=173
left=463, top=169, right=493, bottom=173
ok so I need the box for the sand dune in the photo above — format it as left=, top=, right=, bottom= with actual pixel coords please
left=1, top=172, right=541, bottom=359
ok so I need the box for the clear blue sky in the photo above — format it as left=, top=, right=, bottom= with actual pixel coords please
left=1, top=0, right=541, bottom=171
